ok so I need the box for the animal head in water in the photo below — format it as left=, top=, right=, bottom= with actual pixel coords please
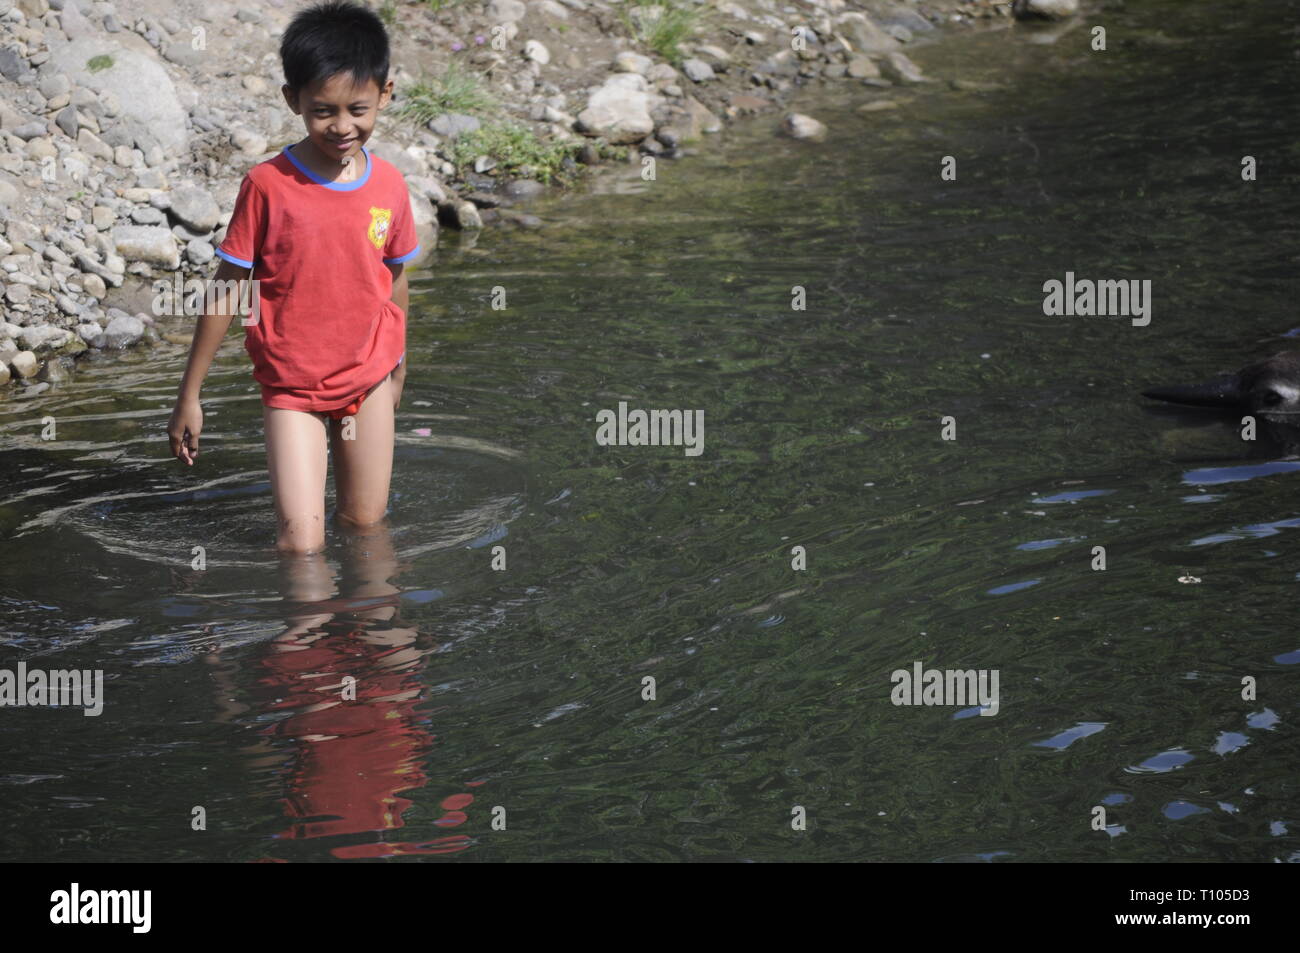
left=1143, top=352, right=1300, bottom=415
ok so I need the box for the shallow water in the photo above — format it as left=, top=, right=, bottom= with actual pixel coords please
left=1, top=0, right=1298, bottom=861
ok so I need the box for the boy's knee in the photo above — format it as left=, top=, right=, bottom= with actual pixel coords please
left=276, top=515, right=325, bottom=554
left=335, top=508, right=384, bottom=530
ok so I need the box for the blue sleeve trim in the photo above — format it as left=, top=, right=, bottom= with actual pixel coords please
left=214, top=247, right=254, bottom=269
left=383, top=245, right=420, bottom=265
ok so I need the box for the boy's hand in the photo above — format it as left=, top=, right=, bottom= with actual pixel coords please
left=391, top=362, right=406, bottom=410
left=168, top=398, right=204, bottom=466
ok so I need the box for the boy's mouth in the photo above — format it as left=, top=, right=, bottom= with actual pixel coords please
left=328, top=138, right=357, bottom=151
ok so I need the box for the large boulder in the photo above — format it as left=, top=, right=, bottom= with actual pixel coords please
left=575, top=73, right=662, bottom=145
left=835, top=13, right=901, bottom=55
left=111, top=225, right=179, bottom=269
left=49, top=38, right=189, bottom=152
left=1013, top=0, right=1080, bottom=19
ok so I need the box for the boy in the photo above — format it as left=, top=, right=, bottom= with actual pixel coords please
left=166, top=0, right=420, bottom=556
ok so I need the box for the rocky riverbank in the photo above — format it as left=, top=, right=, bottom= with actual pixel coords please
left=0, top=0, right=1084, bottom=397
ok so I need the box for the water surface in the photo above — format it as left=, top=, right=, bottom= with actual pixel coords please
left=1, top=0, right=1297, bottom=861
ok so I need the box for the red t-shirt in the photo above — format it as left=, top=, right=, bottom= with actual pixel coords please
left=215, top=142, right=420, bottom=412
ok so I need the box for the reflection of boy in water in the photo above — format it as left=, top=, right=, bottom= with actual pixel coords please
left=260, top=612, right=473, bottom=858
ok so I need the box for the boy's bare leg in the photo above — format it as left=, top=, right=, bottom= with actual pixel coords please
left=263, top=405, right=330, bottom=554
left=330, top=373, right=396, bottom=529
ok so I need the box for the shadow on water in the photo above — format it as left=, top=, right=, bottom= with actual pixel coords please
left=1, top=0, right=1298, bottom=860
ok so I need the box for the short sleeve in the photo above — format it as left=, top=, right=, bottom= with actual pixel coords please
left=215, top=175, right=267, bottom=269
left=382, top=187, right=420, bottom=265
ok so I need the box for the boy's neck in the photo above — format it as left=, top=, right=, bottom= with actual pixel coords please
left=292, top=137, right=368, bottom=183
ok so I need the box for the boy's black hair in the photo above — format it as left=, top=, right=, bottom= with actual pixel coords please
left=279, top=0, right=390, bottom=96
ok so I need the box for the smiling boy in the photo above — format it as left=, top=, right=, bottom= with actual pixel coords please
left=167, top=0, right=420, bottom=555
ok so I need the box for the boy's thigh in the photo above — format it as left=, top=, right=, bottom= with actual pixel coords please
left=328, top=374, right=395, bottom=522
left=263, top=405, right=330, bottom=533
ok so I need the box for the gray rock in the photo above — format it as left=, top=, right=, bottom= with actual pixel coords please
left=838, top=14, right=901, bottom=55
left=80, top=272, right=106, bottom=298
left=861, top=0, right=935, bottom=33
left=647, top=63, right=678, bottom=85
left=38, top=74, right=71, bottom=100
left=100, top=311, right=144, bottom=348
left=504, top=179, right=545, bottom=201
left=1013, top=0, right=1079, bottom=19
left=428, top=113, right=481, bottom=139
left=682, top=58, right=715, bottom=83
left=130, top=206, right=165, bottom=225
left=575, top=73, right=660, bottom=145
left=76, top=128, right=113, bottom=161
left=615, top=51, right=653, bottom=75
left=50, top=39, right=189, bottom=152
left=54, top=105, right=79, bottom=139
left=18, top=324, right=72, bottom=350
left=38, top=356, right=73, bottom=383
left=487, top=0, right=526, bottom=22
left=110, top=225, right=179, bottom=269
left=453, top=200, right=482, bottom=230
left=167, top=186, right=220, bottom=232
left=367, top=139, right=423, bottom=176
left=12, top=121, right=48, bottom=141
left=0, top=47, right=31, bottom=83
left=230, top=126, right=267, bottom=157
left=76, top=322, right=101, bottom=343
left=879, top=51, right=925, bottom=84
left=782, top=113, right=827, bottom=141
left=847, top=56, right=880, bottom=79
left=25, top=137, right=57, bottom=161
left=163, top=41, right=205, bottom=69
left=524, top=40, right=550, bottom=65
left=58, top=0, right=96, bottom=40
left=185, top=239, right=213, bottom=265
left=74, top=250, right=123, bottom=287
left=9, top=350, right=39, bottom=379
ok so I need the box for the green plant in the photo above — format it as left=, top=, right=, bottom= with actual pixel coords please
left=392, top=61, right=498, bottom=126
left=618, top=0, right=707, bottom=65
left=424, top=0, right=467, bottom=11
left=448, top=121, right=580, bottom=184
left=87, top=54, right=113, bottom=73
left=377, top=0, right=397, bottom=26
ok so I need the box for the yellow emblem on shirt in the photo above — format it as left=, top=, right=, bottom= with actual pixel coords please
left=367, top=207, right=392, bottom=250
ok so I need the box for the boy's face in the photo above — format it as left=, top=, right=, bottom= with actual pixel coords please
left=282, top=72, right=394, bottom=166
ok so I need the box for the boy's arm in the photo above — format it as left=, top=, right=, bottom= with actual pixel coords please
left=387, top=262, right=408, bottom=407
left=177, top=259, right=251, bottom=402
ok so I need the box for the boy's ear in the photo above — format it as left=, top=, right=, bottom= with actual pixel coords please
left=379, top=79, right=394, bottom=107
left=281, top=84, right=299, bottom=114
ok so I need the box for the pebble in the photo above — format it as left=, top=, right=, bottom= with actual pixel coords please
left=524, top=40, right=550, bottom=65
left=682, top=59, right=716, bottom=83
left=9, top=350, right=39, bottom=379
left=782, top=113, right=828, bottom=141
left=185, top=239, right=214, bottom=265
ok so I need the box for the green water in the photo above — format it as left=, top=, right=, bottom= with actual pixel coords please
left=1, top=0, right=1297, bottom=861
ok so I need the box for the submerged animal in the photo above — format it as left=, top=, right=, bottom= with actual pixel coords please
left=1143, top=352, right=1300, bottom=415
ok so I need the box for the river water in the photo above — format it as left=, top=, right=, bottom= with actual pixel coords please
left=1, top=0, right=1297, bottom=861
